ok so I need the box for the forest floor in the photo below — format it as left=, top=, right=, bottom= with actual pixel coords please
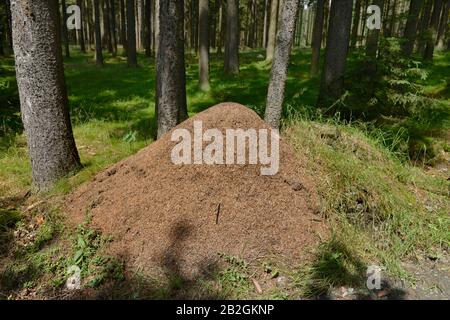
left=0, top=49, right=449, bottom=299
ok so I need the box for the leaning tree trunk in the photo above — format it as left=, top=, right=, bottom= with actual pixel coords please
left=317, top=0, right=353, bottom=108
left=402, top=0, right=424, bottom=56
left=310, top=0, right=325, bottom=76
left=199, top=0, right=210, bottom=91
left=264, top=0, right=300, bottom=129
left=127, top=0, right=138, bottom=66
left=11, top=0, right=81, bottom=191
left=265, top=0, right=279, bottom=61
left=424, top=0, right=444, bottom=60
left=156, top=0, right=188, bottom=138
left=224, top=0, right=240, bottom=75
left=94, top=0, right=103, bottom=65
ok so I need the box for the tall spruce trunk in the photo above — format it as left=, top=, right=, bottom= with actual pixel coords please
left=61, top=0, right=70, bottom=58
left=264, top=0, right=300, bottom=128
left=224, top=0, right=239, bottom=75
left=417, top=0, right=433, bottom=54
left=199, top=0, right=210, bottom=91
left=351, top=0, right=362, bottom=48
left=11, top=0, right=81, bottom=191
left=317, top=0, right=353, bottom=108
left=402, top=0, right=424, bottom=56
left=424, top=0, right=444, bottom=60
left=110, top=0, right=118, bottom=56
left=265, top=0, right=279, bottom=61
left=120, top=0, right=127, bottom=55
left=310, top=0, right=325, bottom=76
left=366, top=0, right=384, bottom=59
left=94, top=0, right=104, bottom=65
left=77, top=0, right=86, bottom=53
left=156, top=0, right=188, bottom=138
left=127, top=0, right=138, bottom=66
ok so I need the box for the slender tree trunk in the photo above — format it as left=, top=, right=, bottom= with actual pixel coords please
left=144, top=0, right=152, bottom=56
left=417, top=0, right=433, bottom=54
left=436, top=0, right=449, bottom=49
left=366, top=0, right=384, bottom=59
left=265, top=0, right=278, bottom=61
left=263, top=0, right=269, bottom=48
left=156, top=0, right=187, bottom=138
left=318, top=0, right=353, bottom=108
left=402, top=0, right=424, bottom=56
left=154, top=0, right=160, bottom=58
left=120, top=0, right=128, bottom=55
left=310, top=0, right=325, bottom=76
left=11, top=0, right=81, bottom=191
left=265, top=0, right=300, bottom=128
left=127, top=0, right=138, bottom=66
left=424, top=0, right=444, bottom=60
left=76, top=0, right=87, bottom=53
left=61, top=0, right=70, bottom=58
left=110, top=0, right=118, bottom=56
left=224, top=0, right=239, bottom=75
left=104, top=0, right=113, bottom=53
left=351, top=0, right=362, bottom=48
left=94, top=0, right=104, bottom=65
left=217, top=0, right=223, bottom=54
left=199, top=0, right=210, bottom=91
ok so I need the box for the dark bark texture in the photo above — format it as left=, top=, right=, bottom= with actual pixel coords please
left=156, top=0, right=187, bottom=138
left=318, top=0, right=353, bottom=107
left=402, top=0, right=424, bottom=56
left=11, top=0, right=81, bottom=191
left=264, top=0, right=300, bottom=128
left=224, top=0, right=239, bottom=74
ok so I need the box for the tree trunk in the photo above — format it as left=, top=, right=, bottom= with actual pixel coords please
left=127, top=0, right=138, bottom=66
left=351, top=0, right=362, bottom=48
left=110, top=0, right=118, bottom=56
left=76, top=0, right=86, bottom=53
left=310, top=0, right=325, bottom=76
left=366, top=0, right=384, bottom=59
left=224, top=0, right=239, bottom=75
left=144, top=0, right=152, bottom=56
left=199, top=0, right=210, bottom=91
left=11, top=0, right=81, bottom=191
left=217, top=0, right=223, bottom=54
left=424, top=0, right=444, bottom=60
left=265, top=0, right=278, bottom=61
left=436, top=0, right=449, bottom=49
left=104, top=0, right=113, bottom=53
left=417, top=0, right=433, bottom=54
left=120, top=0, right=127, bottom=55
left=154, top=0, right=160, bottom=58
left=61, top=0, right=70, bottom=58
left=317, top=0, right=353, bottom=108
left=156, top=0, right=188, bottom=138
left=264, top=0, right=300, bottom=128
left=263, top=0, right=269, bottom=48
left=402, top=0, right=424, bottom=56
left=94, top=0, right=104, bottom=65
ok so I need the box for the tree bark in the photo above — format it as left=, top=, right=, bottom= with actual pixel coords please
left=310, top=0, right=325, bottom=76
left=77, top=0, right=86, bottom=53
left=199, top=0, right=210, bottom=91
left=264, top=0, right=300, bottom=128
left=436, top=0, right=449, bottom=49
left=127, top=0, right=138, bottom=66
left=417, top=0, right=433, bottom=54
left=110, top=0, right=118, bottom=56
left=402, top=0, right=424, bottom=56
left=366, top=0, right=384, bottom=59
left=120, top=0, right=127, bottom=55
left=11, top=0, right=81, bottom=191
left=94, top=0, right=104, bottom=65
left=224, top=0, right=239, bottom=75
left=104, top=0, right=113, bottom=53
left=317, top=0, right=353, bottom=108
left=156, top=0, right=188, bottom=138
left=61, top=0, right=70, bottom=58
left=350, top=0, right=362, bottom=48
left=265, top=0, right=278, bottom=61
left=424, top=0, right=444, bottom=60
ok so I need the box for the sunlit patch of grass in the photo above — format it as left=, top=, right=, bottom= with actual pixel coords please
left=285, top=117, right=449, bottom=294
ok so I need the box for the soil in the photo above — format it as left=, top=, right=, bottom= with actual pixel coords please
left=65, top=103, right=326, bottom=279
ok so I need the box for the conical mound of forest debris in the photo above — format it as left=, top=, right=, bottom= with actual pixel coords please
left=67, top=103, right=326, bottom=278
